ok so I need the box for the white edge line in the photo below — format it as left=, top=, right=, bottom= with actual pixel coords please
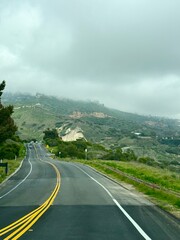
left=113, top=199, right=151, bottom=240
left=0, top=156, right=32, bottom=199
left=72, top=163, right=152, bottom=240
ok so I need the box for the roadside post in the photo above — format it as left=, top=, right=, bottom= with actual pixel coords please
left=0, top=162, right=8, bottom=175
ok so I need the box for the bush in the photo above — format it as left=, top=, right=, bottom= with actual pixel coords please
left=102, top=148, right=137, bottom=161
left=138, top=157, right=156, bottom=166
left=0, top=143, right=20, bottom=159
left=56, top=139, right=89, bottom=159
left=45, top=138, right=59, bottom=147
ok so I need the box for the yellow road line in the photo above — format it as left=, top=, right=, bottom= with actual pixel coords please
left=0, top=144, right=61, bottom=239
left=0, top=200, right=48, bottom=235
left=5, top=183, right=60, bottom=240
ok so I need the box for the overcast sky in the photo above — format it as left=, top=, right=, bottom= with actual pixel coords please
left=0, top=0, right=180, bottom=118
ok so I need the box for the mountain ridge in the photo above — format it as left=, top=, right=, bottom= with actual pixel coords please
left=2, top=92, right=180, bottom=166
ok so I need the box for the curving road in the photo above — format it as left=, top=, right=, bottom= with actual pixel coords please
left=0, top=143, right=179, bottom=239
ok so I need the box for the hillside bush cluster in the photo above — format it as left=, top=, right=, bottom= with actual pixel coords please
left=43, top=128, right=140, bottom=162
left=102, top=147, right=137, bottom=161
left=44, top=128, right=91, bottom=159
left=57, top=140, right=90, bottom=159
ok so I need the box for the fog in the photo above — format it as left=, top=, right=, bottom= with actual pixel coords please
left=0, top=0, right=180, bottom=118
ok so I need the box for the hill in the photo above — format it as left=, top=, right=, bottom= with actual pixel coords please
left=2, top=93, right=180, bottom=168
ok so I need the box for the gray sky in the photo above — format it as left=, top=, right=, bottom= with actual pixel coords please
left=0, top=0, right=180, bottom=118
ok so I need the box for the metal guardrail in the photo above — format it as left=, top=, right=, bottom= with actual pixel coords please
left=97, top=163, right=180, bottom=198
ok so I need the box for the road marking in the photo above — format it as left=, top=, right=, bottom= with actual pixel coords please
left=0, top=155, right=33, bottom=199
left=0, top=145, right=61, bottom=240
left=72, top=164, right=152, bottom=240
left=113, top=199, right=151, bottom=240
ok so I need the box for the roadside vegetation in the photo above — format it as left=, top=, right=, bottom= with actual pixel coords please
left=0, top=157, right=23, bottom=184
left=0, top=81, right=25, bottom=183
left=43, top=128, right=138, bottom=161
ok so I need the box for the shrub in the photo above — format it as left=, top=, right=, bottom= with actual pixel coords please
left=0, top=143, right=20, bottom=159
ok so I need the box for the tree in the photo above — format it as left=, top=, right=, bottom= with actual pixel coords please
left=0, top=80, right=5, bottom=97
left=43, top=128, right=59, bottom=140
left=0, top=81, right=17, bottom=143
left=0, top=80, right=6, bottom=108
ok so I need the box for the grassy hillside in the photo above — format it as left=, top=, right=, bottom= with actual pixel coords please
left=2, top=93, right=180, bottom=169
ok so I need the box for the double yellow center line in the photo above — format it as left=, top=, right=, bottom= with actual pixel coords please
left=0, top=149, right=61, bottom=239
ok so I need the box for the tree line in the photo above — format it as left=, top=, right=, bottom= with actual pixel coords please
left=0, top=81, right=22, bottom=159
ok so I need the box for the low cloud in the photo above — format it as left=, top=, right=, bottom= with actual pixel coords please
left=1, top=0, right=180, bottom=118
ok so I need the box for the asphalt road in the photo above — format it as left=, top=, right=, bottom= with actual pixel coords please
left=0, top=143, right=179, bottom=239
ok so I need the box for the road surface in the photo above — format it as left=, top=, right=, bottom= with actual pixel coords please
left=0, top=143, right=179, bottom=239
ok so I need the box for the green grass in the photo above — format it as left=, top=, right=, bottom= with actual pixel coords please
left=0, top=158, right=22, bottom=184
left=100, top=161, right=180, bottom=192
left=0, top=144, right=25, bottom=184
left=69, top=159, right=180, bottom=216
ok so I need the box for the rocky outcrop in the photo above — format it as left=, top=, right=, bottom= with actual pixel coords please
left=61, top=127, right=86, bottom=142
